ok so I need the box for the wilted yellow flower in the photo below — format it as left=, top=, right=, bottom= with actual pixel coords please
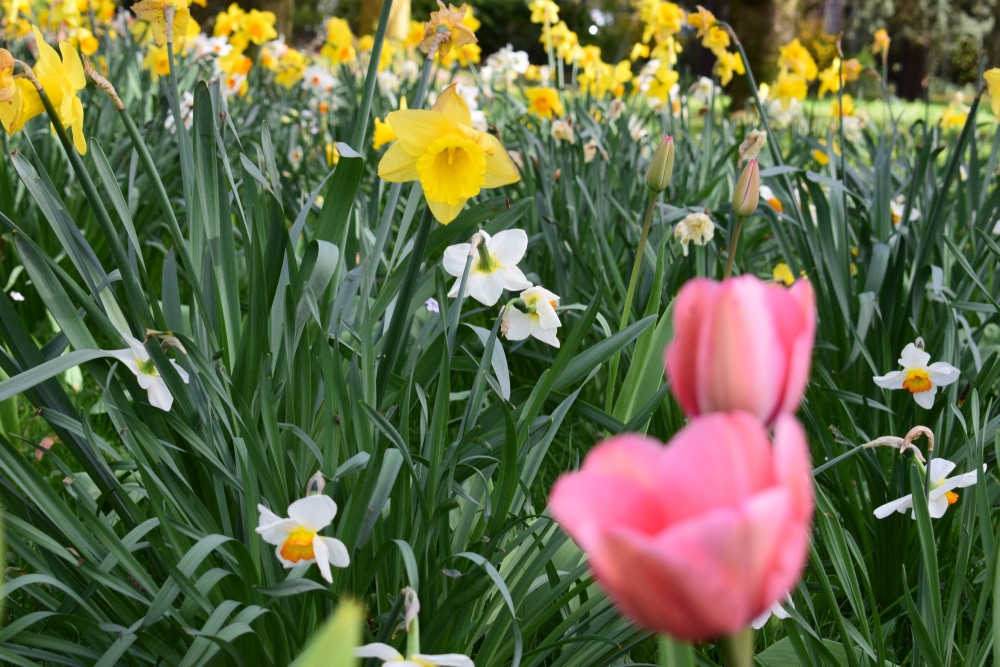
left=715, top=50, right=744, bottom=86
left=529, top=0, right=559, bottom=24
left=378, top=83, right=520, bottom=224
left=419, top=1, right=477, bottom=57
left=777, top=38, right=818, bottom=81
left=984, top=68, right=1000, bottom=120
left=702, top=25, right=730, bottom=57
left=0, top=27, right=87, bottom=154
left=0, top=48, right=14, bottom=104
left=871, top=29, right=890, bottom=56
left=686, top=5, right=716, bottom=38
left=526, top=86, right=563, bottom=119
left=131, top=0, right=191, bottom=46
left=770, top=70, right=807, bottom=110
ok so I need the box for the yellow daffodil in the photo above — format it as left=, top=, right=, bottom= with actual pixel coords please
left=773, top=263, right=795, bottom=286
left=686, top=5, right=716, bottom=38
left=373, top=97, right=407, bottom=149
left=715, top=50, right=744, bottom=86
left=131, top=0, right=191, bottom=46
left=323, top=17, right=357, bottom=65
left=871, top=29, right=890, bottom=56
left=0, top=27, right=88, bottom=155
left=770, top=70, right=807, bottom=110
left=143, top=43, right=172, bottom=79
left=842, top=58, right=862, bottom=82
left=873, top=342, right=960, bottom=409
left=831, top=94, right=855, bottom=117
left=642, top=1, right=685, bottom=45
left=817, top=59, right=840, bottom=98
left=242, top=9, right=278, bottom=45
left=630, top=43, right=650, bottom=61
left=702, top=25, right=730, bottom=57
left=526, top=86, right=563, bottom=119
left=0, top=48, right=14, bottom=104
left=983, top=68, right=1000, bottom=120
left=378, top=83, right=520, bottom=224
left=418, top=1, right=477, bottom=57
left=777, top=38, right=818, bottom=81
left=813, top=139, right=841, bottom=165
left=213, top=3, right=245, bottom=39
left=529, top=0, right=559, bottom=24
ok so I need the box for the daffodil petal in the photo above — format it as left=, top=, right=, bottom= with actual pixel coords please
left=413, top=653, right=475, bottom=667
left=873, top=494, right=913, bottom=519
left=256, top=517, right=298, bottom=545
left=145, top=378, right=174, bottom=411
left=431, top=82, right=473, bottom=127
left=311, top=536, right=333, bottom=583
left=927, top=458, right=957, bottom=483
left=286, top=495, right=337, bottom=530
left=488, top=229, right=528, bottom=265
left=504, top=309, right=534, bottom=341
left=468, top=268, right=505, bottom=306
left=912, top=387, right=936, bottom=409
left=501, top=266, right=533, bottom=291
left=355, top=643, right=405, bottom=661
left=531, top=324, right=560, bottom=348
left=480, top=133, right=521, bottom=187
left=899, top=343, right=931, bottom=368
left=320, top=536, right=350, bottom=568
left=926, top=361, right=960, bottom=386
left=386, top=109, right=456, bottom=157
left=59, top=42, right=85, bottom=92
left=872, top=370, right=905, bottom=390
left=32, top=27, right=61, bottom=79
left=442, top=242, right=471, bottom=277
left=427, top=197, right=467, bottom=225
left=378, top=142, right=420, bottom=182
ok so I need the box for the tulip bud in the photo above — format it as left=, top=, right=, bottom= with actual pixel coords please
left=732, top=158, right=760, bottom=217
left=646, top=134, right=675, bottom=193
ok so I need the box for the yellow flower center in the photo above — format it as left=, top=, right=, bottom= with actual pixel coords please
left=902, top=369, right=932, bottom=393
left=137, top=358, right=159, bottom=377
left=416, top=134, right=486, bottom=206
left=280, top=526, right=317, bottom=562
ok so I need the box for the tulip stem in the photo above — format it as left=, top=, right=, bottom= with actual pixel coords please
left=605, top=193, right=658, bottom=415
left=657, top=635, right=694, bottom=667
left=720, top=628, right=754, bottom=667
left=724, top=214, right=746, bottom=279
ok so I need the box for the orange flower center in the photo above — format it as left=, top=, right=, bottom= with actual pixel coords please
left=945, top=491, right=959, bottom=505
left=280, top=527, right=317, bottom=562
left=902, top=369, right=932, bottom=393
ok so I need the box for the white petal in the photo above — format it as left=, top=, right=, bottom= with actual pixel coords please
left=442, top=243, right=471, bottom=277
left=287, top=495, right=337, bottom=530
left=320, top=536, right=351, bottom=568
left=126, top=337, right=151, bottom=362
left=256, top=505, right=282, bottom=529
left=504, top=309, right=534, bottom=341
left=468, top=270, right=505, bottom=307
left=535, top=301, right=561, bottom=330
left=312, top=536, right=333, bottom=583
left=355, top=643, right=405, bottom=661
left=873, top=370, right=906, bottom=390
left=531, top=325, right=561, bottom=348
left=926, top=362, right=960, bottom=387
left=874, top=494, right=913, bottom=519
left=899, top=343, right=931, bottom=368
left=108, top=348, right=138, bottom=368
left=447, top=278, right=465, bottom=299
left=413, top=653, right=475, bottom=667
left=488, top=229, right=528, bottom=265
left=927, top=494, right=950, bottom=518
left=146, top=378, right=175, bottom=411
left=935, top=469, right=980, bottom=494
left=912, top=387, right=937, bottom=409
left=927, top=458, right=957, bottom=483
left=256, top=517, right=297, bottom=545
left=170, top=360, right=190, bottom=383
left=500, top=266, right=533, bottom=292
left=750, top=609, right=772, bottom=630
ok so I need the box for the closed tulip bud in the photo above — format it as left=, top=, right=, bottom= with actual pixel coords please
left=733, top=158, right=760, bottom=217
left=646, top=134, right=675, bottom=193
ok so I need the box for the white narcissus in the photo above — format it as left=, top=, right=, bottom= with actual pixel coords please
left=442, top=229, right=532, bottom=306
left=873, top=342, right=960, bottom=409
left=256, top=495, right=350, bottom=583
left=109, top=336, right=189, bottom=412
left=503, top=286, right=561, bottom=348
left=874, top=459, right=986, bottom=519
left=354, top=643, right=474, bottom=667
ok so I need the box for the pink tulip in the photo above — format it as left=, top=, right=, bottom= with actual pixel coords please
left=548, top=413, right=813, bottom=641
left=665, top=276, right=815, bottom=425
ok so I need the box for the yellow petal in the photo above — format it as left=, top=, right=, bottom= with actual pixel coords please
left=59, top=42, right=86, bottom=93
left=431, top=82, right=472, bottom=127
left=32, top=27, right=61, bottom=79
left=70, top=96, right=86, bottom=154
left=479, top=133, right=520, bottom=188
left=427, top=197, right=467, bottom=225
left=386, top=109, right=456, bottom=157
left=378, top=142, right=419, bottom=182
left=0, top=91, right=22, bottom=135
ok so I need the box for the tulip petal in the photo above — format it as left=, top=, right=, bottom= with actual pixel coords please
left=772, top=415, right=814, bottom=520
left=287, top=495, right=337, bottom=530
left=769, top=281, right=815, bottom=418
left=665, top=278, right=720, bottom=416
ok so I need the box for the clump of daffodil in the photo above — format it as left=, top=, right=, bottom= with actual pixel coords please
left=322, top=17, right=357, bottom=65
left=0, top=27, right=88, bottom=155
left=131, top=0, right=191, bottom=46
left=438, top=4, right=481, bottom=67
left=377, top=82, right=519, bottom=224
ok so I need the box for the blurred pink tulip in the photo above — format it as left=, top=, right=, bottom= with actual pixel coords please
left=665, top=276, right=816, bottom=424
left=549, top=413, right=813, bottom=641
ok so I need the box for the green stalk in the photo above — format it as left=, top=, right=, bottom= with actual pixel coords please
left=720, top=629, right=754, bottom=667
left=605, top=193, right=657, bottom=414
left=724, top=214, right=746, bottom=279
left=376, top=207, right=434, bottom=406
left=350, top=0, right=394, bottom=150
left=406, top=616, right=421, bottom=658
left=658, top=636, right=694, bottom=667
left=164, top=13, right=194, bottom=212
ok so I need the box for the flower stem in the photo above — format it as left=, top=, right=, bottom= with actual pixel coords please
left=724, top=214, right=746, bottom=279
left=658, top=636, right=694, bottom=667
left=720, top=628, right=754, bottom=667
left=605, top=193, right=657, bottom=414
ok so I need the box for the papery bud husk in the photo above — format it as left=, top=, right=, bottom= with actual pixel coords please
left=733, top=158, right=760, bottom=217
left=646, top=134, right=675, bottom=193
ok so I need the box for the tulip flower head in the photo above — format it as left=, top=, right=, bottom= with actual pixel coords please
left=442, top=230, right=532, bottom=306
left=874, top=458, right=985, bottom=519
left=732, top=159, right=760, bottom=217
left=873, top=342, right=959, bottom=409
left=502, top=286, right=561, bottom=348
left=549, top=413, right=814, bottom=641
left=378, top=83, right=520, bottom=224
left=665, top=276, right=816, bottom=424
left=256, top=495, right=350, bottom=584
left=109, top=335, right=189, bottom=412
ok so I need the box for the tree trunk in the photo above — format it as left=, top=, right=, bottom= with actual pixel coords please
left=725, top=0, right=800, bottom=109
left=987, top=1, right=1000, bottom=81
left=892, top=38, right=929, bottom=101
